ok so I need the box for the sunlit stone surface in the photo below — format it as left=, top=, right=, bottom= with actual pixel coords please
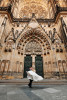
left=0, top=0, right=67, bottom=79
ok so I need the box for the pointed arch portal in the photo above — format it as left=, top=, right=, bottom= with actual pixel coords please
left=17, top=29, right=51, bottom=78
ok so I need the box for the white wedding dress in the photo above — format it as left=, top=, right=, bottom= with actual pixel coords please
left=27, top=70, right=43, bottom=81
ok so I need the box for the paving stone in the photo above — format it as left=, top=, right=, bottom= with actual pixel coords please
left=0, top=85, right=6, bottom=87
left=7, top=94, right=30, bottom=100
left=0, top=87, right=7, bottom=95
left=43, top=88, right=61, bottom=93
left=7, top=91, right=16, bottom=95
left=0, top=95, right=7, bottom=100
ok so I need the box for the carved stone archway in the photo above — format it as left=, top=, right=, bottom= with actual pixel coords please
left=17, top=29, right=51, bottom=55
left=17, top=29, right=51, bottom=78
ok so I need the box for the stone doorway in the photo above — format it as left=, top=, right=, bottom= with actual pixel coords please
left=24, top=55, right=32, bottom=78
left=24, top=55, right=43, bottom=78
left=35, top=55, right=43, bottom=77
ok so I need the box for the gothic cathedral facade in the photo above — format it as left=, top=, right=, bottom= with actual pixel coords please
left=0, top=0, right=67, bottom=79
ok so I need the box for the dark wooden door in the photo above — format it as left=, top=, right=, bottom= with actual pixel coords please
left=24, top=55, right=32, bottom=78
left=35, top=55, right=43, bottom=77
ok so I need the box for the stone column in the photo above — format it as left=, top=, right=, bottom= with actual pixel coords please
left=31, top=55, right=36, bottom=69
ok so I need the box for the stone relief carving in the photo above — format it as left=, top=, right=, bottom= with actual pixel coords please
left=25, top=41, right=42, bottom=54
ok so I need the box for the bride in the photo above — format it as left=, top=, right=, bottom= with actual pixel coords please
left=26, top=67, right=43, bottom=88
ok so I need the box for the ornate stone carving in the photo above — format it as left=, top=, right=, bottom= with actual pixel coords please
left=25, top=40, right=42, bottom=54
left=11, top=0, right=55, bottom=19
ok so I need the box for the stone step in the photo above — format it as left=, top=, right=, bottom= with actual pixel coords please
left=0, top=79, right=67, bottom=85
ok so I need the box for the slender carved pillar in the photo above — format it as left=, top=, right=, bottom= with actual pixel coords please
left=31, top=55, right=36, bottom=69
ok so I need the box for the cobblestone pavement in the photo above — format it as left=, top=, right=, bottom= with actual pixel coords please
left=0, top=84, right=67, bottom=100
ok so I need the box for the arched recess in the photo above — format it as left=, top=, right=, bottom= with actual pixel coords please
left=16, top=29, right=51, bottom=77
left=16, top=29, right=51, bottom=54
